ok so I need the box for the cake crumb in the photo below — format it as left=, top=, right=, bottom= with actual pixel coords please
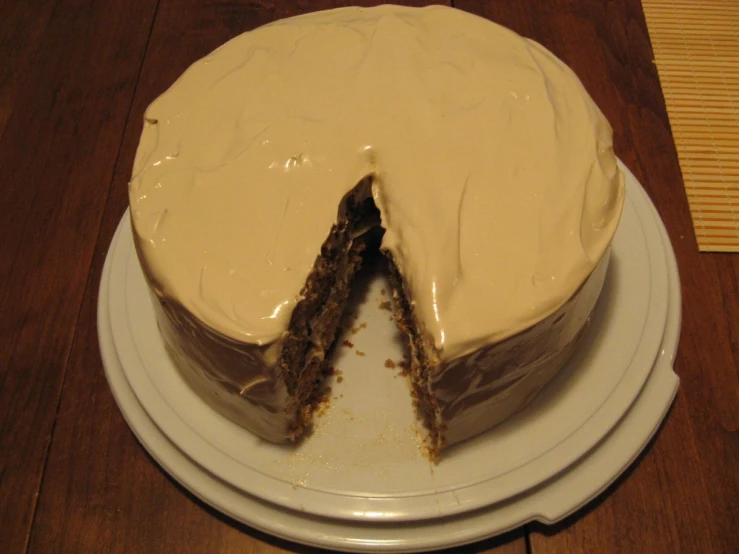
left=381, top=287, right=386, bottom=295
left=312, top=386, right=333, bottom=418
left=292, top=480, right=308, bottom=490
left=384, top=359, right=397, bottom=369
left=351, top=322, right=368, bottom=334
left=342, top=339, right=354, bottom=348
left=356, top=350, right=366, bottom=357
left=379, top=300, right=392, bottom=311
left=337, top=375, right=344, bottom=383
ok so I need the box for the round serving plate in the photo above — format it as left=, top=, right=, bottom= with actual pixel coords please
left=98, top=160, right=680, bottom=551
left=104, top=161, right=672, bottom=523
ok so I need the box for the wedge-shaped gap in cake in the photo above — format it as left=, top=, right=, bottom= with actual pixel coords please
left=276, top=173, right=449, bottom=458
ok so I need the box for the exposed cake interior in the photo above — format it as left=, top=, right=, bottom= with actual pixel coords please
left=279, top=176, right=379, bottom=438
left=281, top=173, right=446, bottom=452
left=384, top=256, right=445, bottom=457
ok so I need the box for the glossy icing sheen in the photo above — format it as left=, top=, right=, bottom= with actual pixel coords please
left=130, top=5, right=623, bottom=362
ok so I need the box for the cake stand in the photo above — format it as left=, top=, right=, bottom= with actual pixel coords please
left=99, top=161, right=680, bottom=551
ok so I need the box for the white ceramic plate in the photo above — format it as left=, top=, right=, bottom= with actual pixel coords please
left=99, top=161, right=680, bottom=551
left=105, top=161, right=670, bottom=522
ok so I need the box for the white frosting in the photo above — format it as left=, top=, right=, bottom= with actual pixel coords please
left=130, top=5, right=624, bottom=362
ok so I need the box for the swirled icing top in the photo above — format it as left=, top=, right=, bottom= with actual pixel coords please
left=129, top=5, right=624, bottom=361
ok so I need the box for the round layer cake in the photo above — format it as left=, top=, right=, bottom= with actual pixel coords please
left=129, top=5, right=624, bottom=454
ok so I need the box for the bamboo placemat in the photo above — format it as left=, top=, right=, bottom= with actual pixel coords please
left=642, top=0, right=739, bottom=252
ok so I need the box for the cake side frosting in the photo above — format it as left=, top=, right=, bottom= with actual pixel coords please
left=129, top=5, right=624, bottom=362
left=431, top=249, right=611, bottom=447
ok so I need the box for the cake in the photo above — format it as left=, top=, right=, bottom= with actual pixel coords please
left=128, top=5, right=625, bottom=455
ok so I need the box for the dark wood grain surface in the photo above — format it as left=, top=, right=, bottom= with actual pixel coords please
left=1, top=0, right=736, bottom=552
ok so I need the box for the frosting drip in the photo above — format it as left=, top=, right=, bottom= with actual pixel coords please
left=130, top=5, right=624, bottom=360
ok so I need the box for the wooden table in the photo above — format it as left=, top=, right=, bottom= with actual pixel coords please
left=2, top=1, right=737, bottom=552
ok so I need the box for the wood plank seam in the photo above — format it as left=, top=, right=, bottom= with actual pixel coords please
left=22, top=2, right=163, bottom=552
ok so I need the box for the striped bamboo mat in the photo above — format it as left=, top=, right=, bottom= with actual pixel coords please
left=642, top=0, right=739, bottom=252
